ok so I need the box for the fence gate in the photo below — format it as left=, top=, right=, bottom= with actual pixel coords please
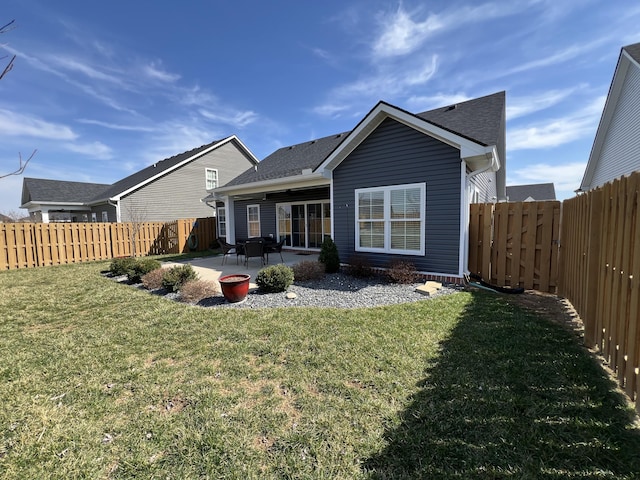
left=469, top=201, right=561, bottom=293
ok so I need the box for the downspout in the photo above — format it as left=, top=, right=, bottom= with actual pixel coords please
left=461, top=151, right=499, bottom=275
left=107, top=199, right=121, bottom=223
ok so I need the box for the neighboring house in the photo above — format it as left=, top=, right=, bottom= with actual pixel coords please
left=506, top=183, right=556, bottom=202
left=210, top=92, right=506, bottom=281
left=21, top=178, right=111, bottom=223
left=21, top=136, right=258, bottom=223
left=579, top=42, right=640, bottom=192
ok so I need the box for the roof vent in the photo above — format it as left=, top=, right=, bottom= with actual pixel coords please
left=336, top=133, right=342, bottom=138
left=289, top=145, right=295, bottom=150
left=446, top=104, right=457, bottom=111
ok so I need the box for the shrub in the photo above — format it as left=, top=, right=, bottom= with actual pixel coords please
left=141, top=268, right=166, bottom=290
left=179, top=279, right=219, bottom=303
left=318, top=237, right=340, bottom=273
left=387, top=260, right=419, bottom=284
left=162, top=264, right=198, bottom=292
left=109, top=257, right=138, bottom=276
left=127, top=258, right=162, bottom=283
left=346, top=254, right=374, bottom=278
left=292, top=261, right=325, bottom=282
left=256, top=264, right=294, bottom=293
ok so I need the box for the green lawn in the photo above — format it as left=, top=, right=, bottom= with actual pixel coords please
left=1, top=260, right=639, bottom=479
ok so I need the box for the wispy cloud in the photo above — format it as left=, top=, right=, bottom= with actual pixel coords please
left=508, top=96, right=605, bottom=150
left=0, top=109, right=77, bottom=140
left=372, top=2, right=533, bottom=59
left=64, top=141, right=113, bottom=159
left=406, top=92, right=470, bottom=111
left=77, top=118, right=155, bottom=132
left=47, top=54, right=126, bottom=85
left=313, top=55, right=438, bottom=117
left=199, top=108, right=259, bottom=128
left=143, top=61, right=181, bottom=83
left=372, top=7, right=442, bottom=59
left=506, top=86, right=586, bottom=120
left=505, top=39, right=608, bottom=77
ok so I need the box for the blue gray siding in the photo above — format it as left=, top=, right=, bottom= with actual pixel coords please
left=332, top=117, right=462, bottom=275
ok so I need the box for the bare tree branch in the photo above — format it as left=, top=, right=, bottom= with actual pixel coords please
left=0, top=150, right=37, bottom=179
left=0, top=53, right=15, bottom=80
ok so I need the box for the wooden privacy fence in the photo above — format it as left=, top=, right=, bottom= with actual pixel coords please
left=469, top=200, right=561, bottom=293
left=559, top=172, right=640, bottom=408
left=0, top=217, right=217, bottom=270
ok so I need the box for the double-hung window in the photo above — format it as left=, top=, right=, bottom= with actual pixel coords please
left=205, top=168, right=218, bottom=190
left=355, top=182, right=425, bottom=255
left=247, top=205, right=261, bottom=238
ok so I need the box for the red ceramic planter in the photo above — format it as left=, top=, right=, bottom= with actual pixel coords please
left=219, top=274, right=251, bottom=303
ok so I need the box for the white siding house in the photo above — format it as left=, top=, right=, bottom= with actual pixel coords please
left=580, top=42, right=640, bottom=192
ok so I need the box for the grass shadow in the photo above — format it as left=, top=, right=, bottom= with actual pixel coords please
left=364, top=291, right=640, bottom=479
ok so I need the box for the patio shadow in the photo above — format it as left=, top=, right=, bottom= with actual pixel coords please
left=363, top=291, right=640, bottom=479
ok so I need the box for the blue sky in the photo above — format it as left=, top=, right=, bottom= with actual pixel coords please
left=1, top=0, right=639, bottom=214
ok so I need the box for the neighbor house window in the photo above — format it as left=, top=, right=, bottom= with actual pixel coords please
left=101, top=211, right=109, bottom=222
left=91, top=212, right=97, bottom=222
left=355, top=183, right=425, bottom=255
left=217, top=207, right=226, bottom=238
left=247, top=205, right=261, bottom=238
left=205, top=168, right=218, bottom=190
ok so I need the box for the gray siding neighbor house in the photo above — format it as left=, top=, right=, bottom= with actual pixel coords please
left=21, top=136, right=258, bottom=223
left=579, top=42, right=640, bottom=192
left=211, top=92, right=506, bottom=281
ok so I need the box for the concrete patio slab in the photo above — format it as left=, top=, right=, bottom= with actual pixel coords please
left=162, top=250, right=319, bottom=289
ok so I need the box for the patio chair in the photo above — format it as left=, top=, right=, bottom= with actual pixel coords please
left=265, top=238, right=285, bottom=263
left=243, top=238, right=265, bottom=268
left=217, top=238, right=237, bottom=265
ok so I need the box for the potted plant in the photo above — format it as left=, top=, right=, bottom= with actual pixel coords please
left=219, top=274, right=251, bottom=303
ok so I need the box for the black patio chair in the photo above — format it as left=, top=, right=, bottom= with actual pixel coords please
left=217, top=238, right=238, bottom=265
left=265, top=238, right=285, bottom=263
left=243, top=238, right=265, bottom=268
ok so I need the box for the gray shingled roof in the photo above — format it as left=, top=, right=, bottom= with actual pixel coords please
left=22, top=178, right=110, bottom=204
left=224, top=131, right=349, bottom=187
left=92, top=138, right=228, bottom=202
left=224, top=92, right=505, bottom=188
left=506, top=183, right=556, bottom=201
left=624, top=42, right=640, bottom=63
left=416, top=91, right=505, bottom=147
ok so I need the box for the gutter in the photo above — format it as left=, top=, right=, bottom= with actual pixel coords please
left=211, top=171, right=328, bottom=197
left=107, top=199, right=121, bottom=223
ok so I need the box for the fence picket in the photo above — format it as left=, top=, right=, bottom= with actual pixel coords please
left=0, top=217, right=217, bottom=270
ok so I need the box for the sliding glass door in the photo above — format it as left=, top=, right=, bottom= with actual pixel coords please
left=277, top=201, right=330, bottom=249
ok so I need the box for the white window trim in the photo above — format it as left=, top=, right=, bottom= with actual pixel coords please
left=355, top=182, right=426, bottom=256
left=247, top=204, right=261, bottom=238
left=205, top=168, right=219, bottom=190
left=101, top=211, right=109, bottom=222
left=217, top=206, right=227, bottom=238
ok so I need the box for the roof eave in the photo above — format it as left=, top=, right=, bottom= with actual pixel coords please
left=108, top=135, right=259, bottom=201
left=580, top=48, right=635, bottom=191
left=211, top=172, right=329, bottom=198
left=318, top=102, right=495, bottom=173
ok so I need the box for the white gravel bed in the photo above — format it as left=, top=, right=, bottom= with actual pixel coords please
left=110, top=272, right=462, bottom=309
left=197, top=273, right=462, bottom=309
